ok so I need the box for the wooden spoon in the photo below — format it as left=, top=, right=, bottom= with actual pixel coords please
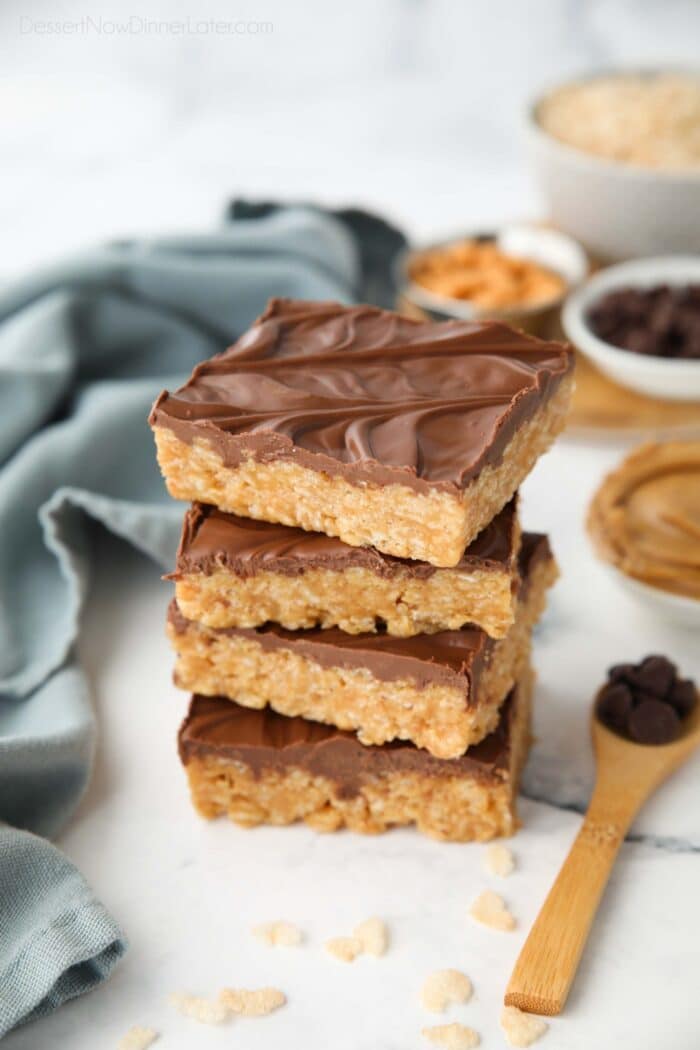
left=505, top=698, right=700, bottom=1016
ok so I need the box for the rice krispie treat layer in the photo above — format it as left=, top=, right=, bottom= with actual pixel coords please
left=150, top=298, right=573, bottom=566
left=169, top=499, right=521, bottom=639
left=168, top=534, right=555, bottom=759
left=178, top=672, right=533, bottom=842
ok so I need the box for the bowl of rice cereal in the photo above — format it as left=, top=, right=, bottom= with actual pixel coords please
left=528, top=71, right=700, bottom=261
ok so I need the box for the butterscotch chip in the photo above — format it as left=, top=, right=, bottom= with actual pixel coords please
left=422, top=1022, right=480, bottom=1049
left=117, top=1027, right=159, bottom=1050
left=484, top=843, right=515, bottom=877
left=410, top=240, right=565, bottom=310
left=468, top=890, right=516, bottom=931
left=168, top=992, right=228, bottom=1024
left=501, top=1006, right=548, bottom=1046
left=251, top=920, right=303, bottom=947
left=353, top=917, right=388, bottom=956
left=325, top=936, right=363, bottom=962
left=219, top=987, right=286, bottom=1017
left=420, top=969, right=473, bottom=1012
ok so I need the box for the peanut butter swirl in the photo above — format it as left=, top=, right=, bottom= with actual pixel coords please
left=149, top=298, right=573, bottom=494
left=587, top=441, right=700, bottom=600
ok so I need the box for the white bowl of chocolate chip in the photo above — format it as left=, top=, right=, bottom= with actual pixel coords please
left=562, top=256, right=700, bottom=401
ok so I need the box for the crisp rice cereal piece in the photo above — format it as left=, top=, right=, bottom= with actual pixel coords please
left=219, top=987, right=286, bottom=1017
left=118, top=1027, right=159, bottom=1050
left=501, top=1006, right=548, bottom=1047
left=353, top=917, right=388, bottom=957
left=251, top=920, right=303, bottom=947
left=168, top=992, right=228, bottom=1025
left=468, top=890, right=516, bottom=931
left=420, top=969, right=473, bottom=1012
left=422, top=1022, right=480, bottom=1049
left=484, top=843, right=515, bottom=877
left=325, top=935, right=363, bottom=962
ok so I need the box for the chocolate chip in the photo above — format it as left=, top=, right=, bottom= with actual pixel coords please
left=627, top=699, right=681, bottom=745
left=587, top=284, right=700, bottom=360
left=608, top=663, right=636, bottom=685
left=667, top=678, right=698, bottom=718
left=632, top=689, right=663, bottom=709
left=631, top=655, right=677, bottom=698
left=598, top=654, right=696, bottom=744
left=597, top=683, right=633, bottom=732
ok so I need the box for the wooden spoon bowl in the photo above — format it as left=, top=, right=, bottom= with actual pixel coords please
left=505, top=696, right=700, bottom=1016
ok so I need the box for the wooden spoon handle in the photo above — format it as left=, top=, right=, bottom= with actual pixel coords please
left=505, top=799, right=634, bottom=1016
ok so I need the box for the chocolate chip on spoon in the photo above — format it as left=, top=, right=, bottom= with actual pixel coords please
left=596, top=655, right=697, bottom=745
left=608, top=663, right=636, bottom=684
left=668, top=678, right=697, bottom=718
left=596, top=682, right=633, bottom=733
left=628, top=699, right=680, bottom=745
left=627, top=655, right=676, bottom=698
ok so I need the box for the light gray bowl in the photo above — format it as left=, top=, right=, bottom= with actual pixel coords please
left=527, top=75, right=700, bottom=262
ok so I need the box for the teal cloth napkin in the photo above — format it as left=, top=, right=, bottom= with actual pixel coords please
left=0, top=204, right=404, bottom=1038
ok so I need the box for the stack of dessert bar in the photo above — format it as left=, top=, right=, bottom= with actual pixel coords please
left=150, top=299, right=573, bottom=842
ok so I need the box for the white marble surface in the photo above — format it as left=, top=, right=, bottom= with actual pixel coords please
left=4, top=529, right=699, bottom=1050
left=2, top=1, right=700, bottom=1046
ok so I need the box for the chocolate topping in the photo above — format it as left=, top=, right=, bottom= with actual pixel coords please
left=170, top=598, right=488, bottom=689
left=150, top=299, right=573, bottom=494
left=171, top=497, right=519, bottom=581
left=225, top=298, right=458, bottom=361
left=597, top=655, right=697, bottom=744
left=169, top=532, right=550, bottom=696
left=178, top=683, right=521, bottom=793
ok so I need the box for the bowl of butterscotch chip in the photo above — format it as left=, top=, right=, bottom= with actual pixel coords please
left=398, top=225, right=587, bottom=335
left=528, top=70, right=700, bottom=261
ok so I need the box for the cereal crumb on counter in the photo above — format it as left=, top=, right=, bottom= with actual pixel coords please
left=484, top=843, right=515, bottom=877
left=117, top=1027, right=159, bottom=1050
left=421, top=969, right=473, bottom=1012
left=325, top=935, right=364, bottom=962
left=468, top=890, right=516, bottom=931
left=353, top=917, right=388, bottom=956
left=219, top=987, right=286, bottom=1017
left=251, top=920, right=303, bottom=947
left=168, top=992, right=228, bottom=1025
left=501, top=1005, right=549, bottom=1046
left=422, top=1021, right=480, bottom=1049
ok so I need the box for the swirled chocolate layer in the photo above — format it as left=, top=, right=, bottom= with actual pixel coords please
left=171, top=497, right=519, bottom=580
left=150, top=299, right=572, bottom=494
left=178, top=681, right=521, bottom=788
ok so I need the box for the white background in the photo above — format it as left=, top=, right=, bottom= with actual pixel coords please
left=2, top=3, right=699, bottom=1048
